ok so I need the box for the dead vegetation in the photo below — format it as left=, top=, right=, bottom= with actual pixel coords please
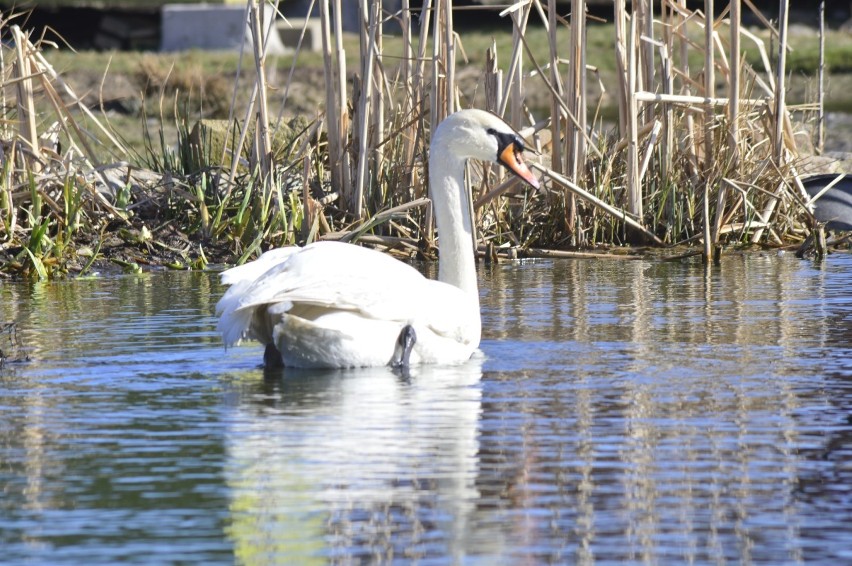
left=0, top=1, right=846, bottom=280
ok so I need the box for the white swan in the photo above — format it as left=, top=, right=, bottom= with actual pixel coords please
left=216, top=109, right=539, bottom=368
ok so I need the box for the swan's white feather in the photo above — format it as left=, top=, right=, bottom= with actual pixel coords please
left=216, top=241, right=478, bottom=367
left=219, top=247, right=300, bottom=286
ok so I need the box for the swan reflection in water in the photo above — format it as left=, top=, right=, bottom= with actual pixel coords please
left=223, top=357, right=484, bottom=564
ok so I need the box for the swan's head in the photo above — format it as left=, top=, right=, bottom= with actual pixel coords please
left=432, top=109, right=540, bottom=189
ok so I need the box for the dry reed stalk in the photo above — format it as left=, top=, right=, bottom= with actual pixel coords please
left=566, top=0, right=586, bottom=180
left=714, top=0, right=741, bottom=245
left=633, top=91, right=767, bottom=107
left=443, top=0, right=456, bottom=117
left=673, top=0, right=699, bottom=181
left=0, top=17, right=7, bottom=143
left=1, top=141, right=13, bottom=236
left=772, top=0, right=789, bottom=162
left=638, top=119, right=662, bottom=181
left=804, top=173, right=845, bottom=209
left=614, top=0, right=629, bottom=138
left=398, top=0, right=416, bottom=175
left=399, top=0, right=413, bottom=106
left=546, top=0, right=563, bottom=180
left=702, top=0, right=714, bottom=261
left=334, top=197, right=430, bottom=243
left=612, top=119, right=661, bottom=153
left=626, top=16, right=642, bottom=221
left=751, top=0, right=790, bottom=244
left=638, top=0, right=655, bottom=125
left=521, top=248, right=646, bottom=260
left=214, top=83, right=259, bottom=232
left=485, top=42, right=501, bottom=114
left=511, top=17, right=602, bottom=159
left=9, top=28, right=127, bottom=217
left=273, top=0, right=318, bottom=129
left=727, top=0, right=741, bottom=160
left=318, top=0, right=352, bottom=211
left=29, top=50, right=128, bottom=156
left=248, top=2, right=273, bottom=189
left=34, top=70, right=122, bottom=215
left=354, top=0, right=379, bottom=216
left=817, top=1, right=825, bottom=154
left=430, top=0, right=445, bottom=130
left=498, top=1, right=530, bottom=124
left=318, top=0, right=341, bottom=195
left=332, top=0, right=351, bottom=206
left=482, top=41, right=505, bottom=202
left=211, top=0, right=280, bottom=237
left=659, top=40, right=674, bottom=229
left=532, top=163, right=663, bottom=245
left=657, top=4, right=674, bottom=203
left=741, top=0, right=776, bottom=41
left=563, top=0, right=586, bottom=243
left=414, top=0, right=432, bottom=130
left=11, top=27, right=39, bottom=161
left=213, top=3, right=250, bottom=199
left=372, top=2, right=384, bottom=186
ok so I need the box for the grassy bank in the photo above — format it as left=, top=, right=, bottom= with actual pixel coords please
left=2, top=2, right=851, bottom=280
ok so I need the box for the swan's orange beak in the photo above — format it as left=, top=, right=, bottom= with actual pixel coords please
left=499, top=143, right=540, bottom=190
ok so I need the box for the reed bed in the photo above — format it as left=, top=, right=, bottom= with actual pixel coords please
left=0, top=0, right=838, bottom=279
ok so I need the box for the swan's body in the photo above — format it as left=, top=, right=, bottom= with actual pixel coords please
left=216, top=109, right=538, bottom=368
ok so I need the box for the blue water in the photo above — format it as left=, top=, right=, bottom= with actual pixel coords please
left=1, top=252, right=851, bottom=564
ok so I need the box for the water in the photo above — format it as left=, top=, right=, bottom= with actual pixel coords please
left=1, top=252, right=851, bottom=564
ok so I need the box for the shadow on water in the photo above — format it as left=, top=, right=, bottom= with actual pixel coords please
left=1, top=252, right=851, bottom=564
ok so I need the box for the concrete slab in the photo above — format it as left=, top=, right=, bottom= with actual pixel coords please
left=160, top=3, right=288, bottom=54
left=276, top=18, right=322, bottom=52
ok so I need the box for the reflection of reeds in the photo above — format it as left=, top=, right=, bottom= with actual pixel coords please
left=0, top=321, right=26, bottom=367
left=0, top=0, right=826, bottom=279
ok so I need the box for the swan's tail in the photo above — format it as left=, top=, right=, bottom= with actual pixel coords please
left=215, top=248, right=299, bottom=347
left=215, top=280, right=256, bottom=347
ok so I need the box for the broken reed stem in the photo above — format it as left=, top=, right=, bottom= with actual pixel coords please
left=817, top=1, right=825, bottom=154
left=532, top=163, right=664, bottom=245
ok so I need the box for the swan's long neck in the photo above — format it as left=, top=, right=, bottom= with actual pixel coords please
left=429, top=144, right=478, bottom=301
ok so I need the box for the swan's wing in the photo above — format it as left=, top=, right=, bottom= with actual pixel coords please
left=216, top=241, right=470, bottom=346
left=229, top=241, right=427, bottom=315
left=219, top=247, right=300, bottom=286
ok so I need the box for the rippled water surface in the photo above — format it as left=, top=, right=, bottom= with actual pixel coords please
left=1, top=253, right=851, bottom=564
